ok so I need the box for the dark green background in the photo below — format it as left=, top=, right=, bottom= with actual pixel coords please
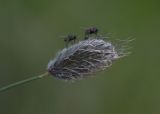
left=0, top=0, right=160, bottom=114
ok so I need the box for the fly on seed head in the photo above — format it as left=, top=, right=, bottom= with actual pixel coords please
left=63, top=34, right=77, bottom=47
left=47, top=27, right=134, bottom=81
left=84, top=27, right=99, bottom=39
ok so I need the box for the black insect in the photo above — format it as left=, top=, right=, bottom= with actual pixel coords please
left=84, top=27, right=98, bottom=39
left=64, top=34, right=77, bottom=47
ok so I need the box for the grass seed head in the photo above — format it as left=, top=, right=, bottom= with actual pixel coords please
left=47, top=37, right=131, bottom=80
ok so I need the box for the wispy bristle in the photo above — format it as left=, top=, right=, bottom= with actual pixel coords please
left=47, top=37, right=132, bottom=80
left=113, top=37, right=134, bottom=58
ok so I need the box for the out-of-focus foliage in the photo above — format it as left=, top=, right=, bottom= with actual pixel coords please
left=0, top=0, right=160, bottom=114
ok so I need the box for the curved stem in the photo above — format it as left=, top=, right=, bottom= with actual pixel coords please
left=0, top=72, right=49, bottom=92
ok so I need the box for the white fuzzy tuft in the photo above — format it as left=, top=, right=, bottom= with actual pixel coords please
left=47, top=38, right=131, bottom=80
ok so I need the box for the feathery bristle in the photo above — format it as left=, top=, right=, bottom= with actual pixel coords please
left=47, top=37, right=131, bottom=80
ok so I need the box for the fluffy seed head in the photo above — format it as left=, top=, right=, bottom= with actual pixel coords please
left=47, top=37, right=131, bottom=80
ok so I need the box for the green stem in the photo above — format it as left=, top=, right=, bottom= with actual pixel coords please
left=0, top=72, right=49, bottom=92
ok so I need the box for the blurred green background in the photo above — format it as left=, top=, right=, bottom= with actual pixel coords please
left=0, top=0, right=160, bottom=114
